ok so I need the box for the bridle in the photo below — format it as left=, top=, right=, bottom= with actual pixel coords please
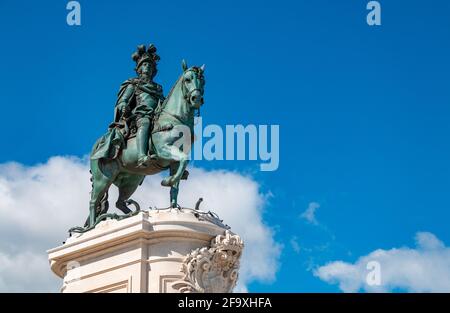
left=161, top=69, right=204, bottom=124
left=180, top=69, right=204, bottom=118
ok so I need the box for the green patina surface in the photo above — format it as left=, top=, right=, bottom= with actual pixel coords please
left=72, top=44, right=205, bottom=232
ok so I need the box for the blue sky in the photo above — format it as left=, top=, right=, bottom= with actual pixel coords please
left=1, top=0, right=450, bottom=292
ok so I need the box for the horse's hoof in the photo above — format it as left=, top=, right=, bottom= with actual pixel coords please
left=181, top=170, right=189, bottom=180
left=161, top=177, right=173, bottom=187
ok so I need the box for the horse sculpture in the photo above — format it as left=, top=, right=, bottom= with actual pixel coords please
left=76, top=61, right=205, bottom=231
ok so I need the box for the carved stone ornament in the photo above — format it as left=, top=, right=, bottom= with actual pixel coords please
left=172, top=230, right=244, bottom=293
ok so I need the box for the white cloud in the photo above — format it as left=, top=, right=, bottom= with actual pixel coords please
left=314, top=232, right=450, bottom=292
left=0, top=156, right=281, bottom=292
left=0, top=250, right=60, bottom=292
left=300, top=202, right=320, bottom=225
left=290, top=236, right=301, bottom=254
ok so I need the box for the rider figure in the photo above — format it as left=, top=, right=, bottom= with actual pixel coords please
left=114, top=44, right=164, bottom=168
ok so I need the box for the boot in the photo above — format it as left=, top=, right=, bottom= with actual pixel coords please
left=136, top=118, right=151, bottom=168
left=147, top=135, right=158, bottom=160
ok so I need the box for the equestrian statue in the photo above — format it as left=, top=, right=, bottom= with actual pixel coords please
left=71, top=43, right=205, bottom=232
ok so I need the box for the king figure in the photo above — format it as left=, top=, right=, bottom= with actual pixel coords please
left=113, top=44, right=165, bottom=168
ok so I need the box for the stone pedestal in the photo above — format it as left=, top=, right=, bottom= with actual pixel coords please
left=47, top=209, right=243, bottom=293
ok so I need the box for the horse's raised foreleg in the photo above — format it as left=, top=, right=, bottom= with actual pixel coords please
left=159, top=145, right=189, bottom=187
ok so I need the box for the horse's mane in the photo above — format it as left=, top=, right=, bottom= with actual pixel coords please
left=157, top=67, right=201, bottom=115
left=160, top=74, right=183, bottom=109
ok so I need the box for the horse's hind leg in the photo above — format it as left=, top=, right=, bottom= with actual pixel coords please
left=115, top=174, right=145, bottom=214
left=87, top=159, right=117, bottom=227
left=88, top=177, right=113, bottom=227
left=84, top=190, right=108, bottom=227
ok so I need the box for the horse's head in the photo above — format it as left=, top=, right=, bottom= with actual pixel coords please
left=181, top=60, right=205, bottom=110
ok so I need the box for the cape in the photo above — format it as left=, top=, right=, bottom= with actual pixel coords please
left=90, top=127, right=125, bottom=160
left=90, top=80, right=135, bottom=160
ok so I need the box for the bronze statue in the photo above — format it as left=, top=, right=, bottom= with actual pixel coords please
left=72, top=43, right=205, bottom=232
